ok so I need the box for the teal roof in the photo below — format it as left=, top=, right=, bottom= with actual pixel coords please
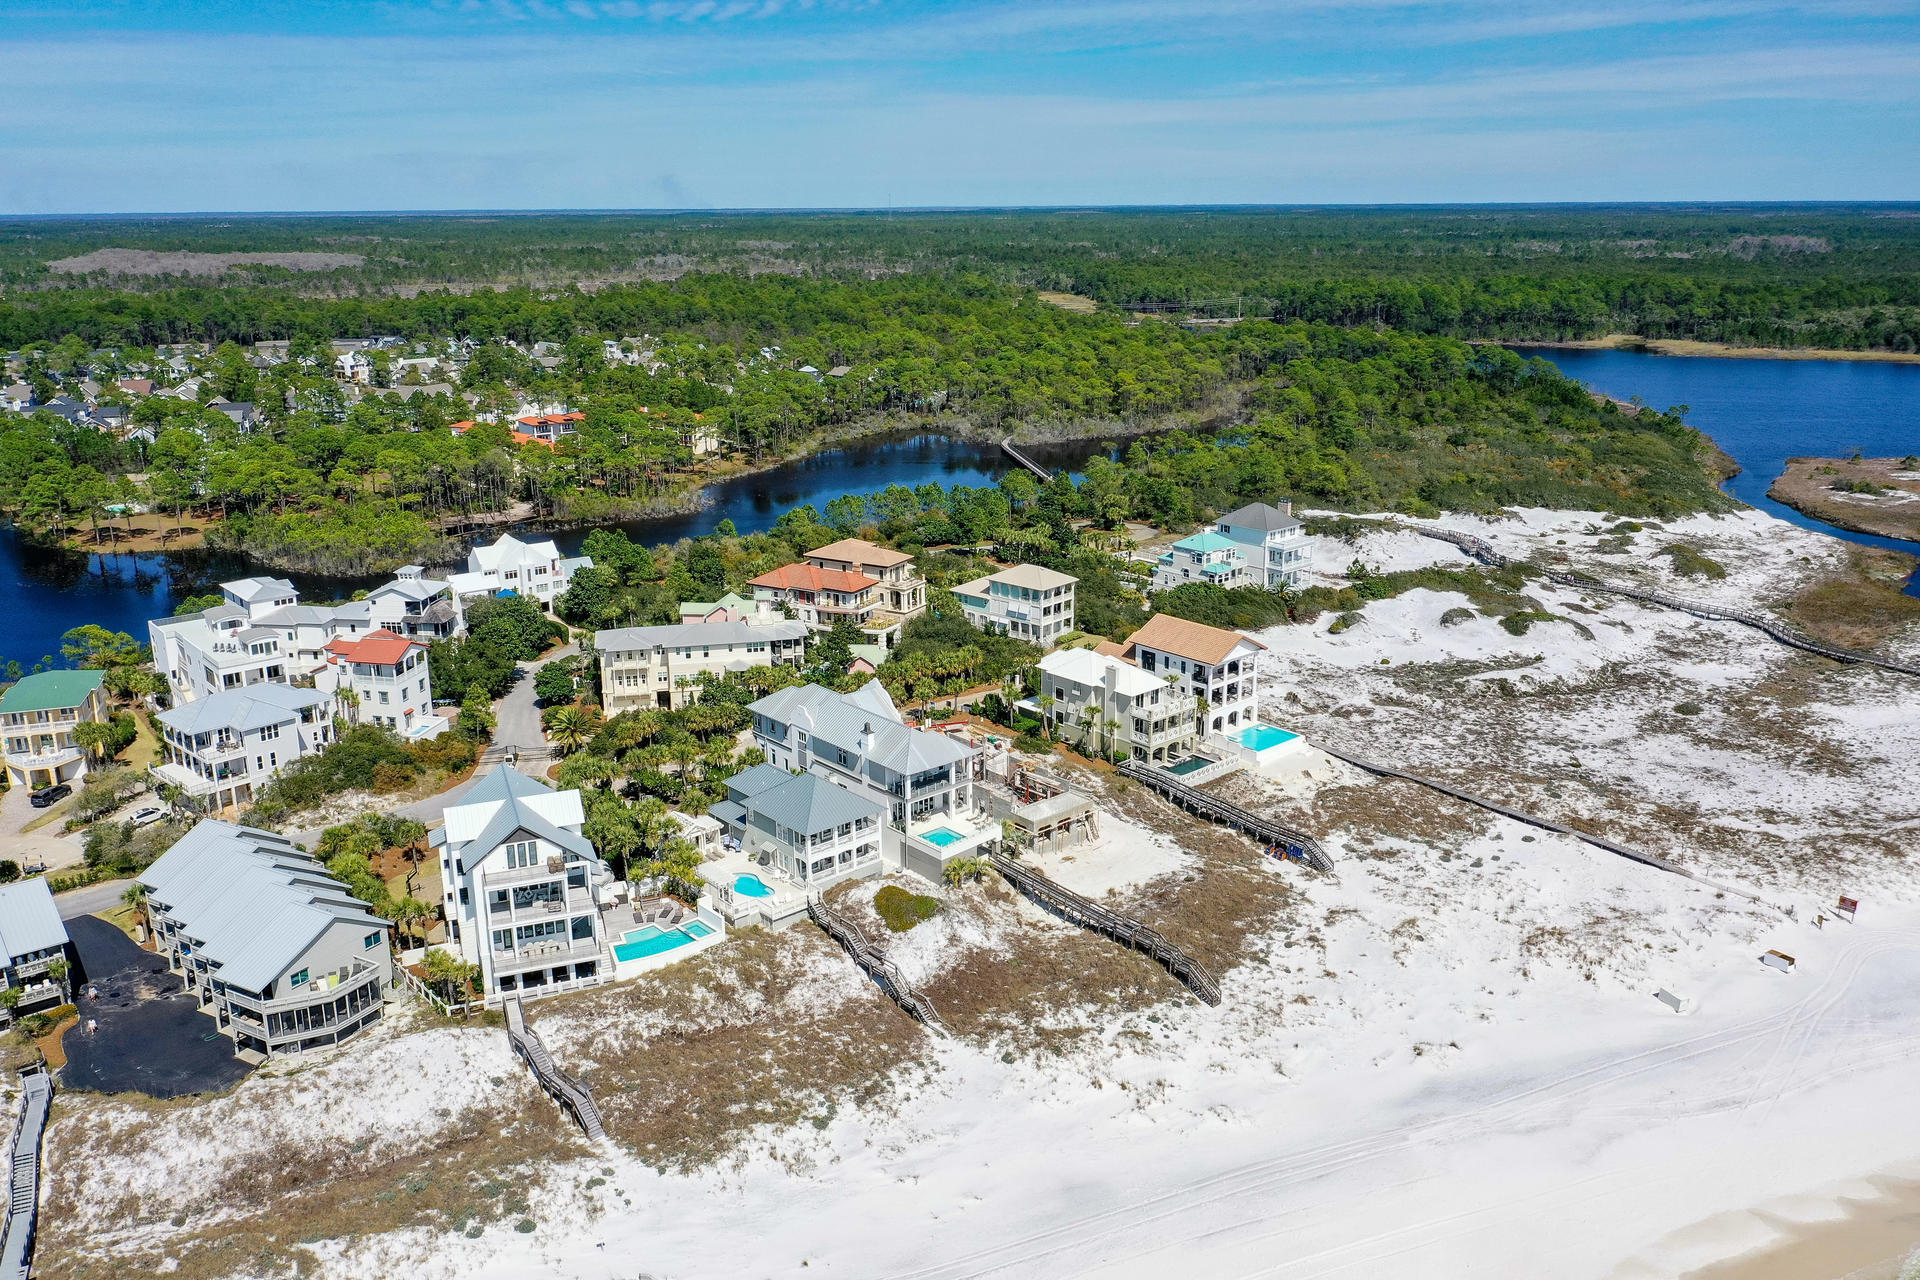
left=0, top=669, right=104, bottom=715
left=1174, top=532, right=1241, bottom=553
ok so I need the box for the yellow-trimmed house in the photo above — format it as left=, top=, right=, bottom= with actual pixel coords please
left=1, top=669, right=109, bottom=792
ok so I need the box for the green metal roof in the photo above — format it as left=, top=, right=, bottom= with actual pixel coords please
left=1174, top=531, right=1241, bottom=553
left=0, top=669, right=105, bottom=715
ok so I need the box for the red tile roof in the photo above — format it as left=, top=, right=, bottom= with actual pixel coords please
left=1124, top=613, right=1265, bottom=665
left=749, top=562, right=879, bottom=594
left=326, top=628, right=422, bottom=667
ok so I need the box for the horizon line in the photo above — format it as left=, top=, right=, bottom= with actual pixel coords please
left=7, top=200, right=1920, bottom=221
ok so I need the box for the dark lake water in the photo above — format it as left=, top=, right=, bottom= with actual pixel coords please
left=5, top=350, right=1917, bottom=669
left=1532, top=348, right=1920, bottom=570
left=0, top=431, right=1101, bottom=671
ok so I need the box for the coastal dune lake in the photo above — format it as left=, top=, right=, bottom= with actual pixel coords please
left=1535, top=347, right=1920, bottom=568
left=4, top=349, right=1918, bottom=665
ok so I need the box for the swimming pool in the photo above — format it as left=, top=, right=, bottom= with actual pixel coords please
left=1237, top=723, right=1300, bottom=751
left=614, top=920, right=717, bottom=962
left=733, top=873, right=774, bottom=898
left=919, top=827, right=967, bottom=848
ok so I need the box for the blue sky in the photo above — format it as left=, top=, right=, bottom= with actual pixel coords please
left=4, top=0, right=1919, bottom=212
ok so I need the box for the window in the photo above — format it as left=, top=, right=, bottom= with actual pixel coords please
left=363, top=931, right=381, bottom=949
left=504, top=839, right=539, bottom=867
left=289, top=968, right=309, bottom=987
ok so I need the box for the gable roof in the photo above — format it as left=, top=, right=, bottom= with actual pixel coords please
left=746, top=771, right=884, bottom=837
left=725, top=761, right=795, bottom=800
left=325, top=628, right=420, bottom=667
left=469, top=532, right=563, bottom=573
left=158, top=683, right=330, bottom=736
left=1125, top=613, right=1266, bottom=665
left=749, top=682, right=973, bottom=776
left=0, top=669, right=104, bottom=715
left=140, top=820, right=388, bottom=994
left=1217, top=501, right=1299, bottom=533
left=749, top=562, right=878, bottom=594
left=594, top=619, right=807, bottom=652
left=0, top=880, right=68, bottom=962
left=805, top=538, right=913, bottom=569
left=1038, top=647, right=1165, bottom=698
left=1171, top=531, right=1243, bottom=554
left=442, top=766, right=593, bottom=861
left=223, top=576, right=297, bottom=604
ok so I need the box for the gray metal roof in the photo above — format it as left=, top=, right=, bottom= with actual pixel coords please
left=725, top=762, right=794, bottom=801
left=751, top=682, right=973, bottom=777
left=0, top=880, right=68, bottom=962
left=157, top=684, right=331, bottom=736
left=708, top=799, right=746, bottom=827
left=223, top=576, right=298, bottom=603
left=454, top=766, right=594, bottom=861
left=255, top=604, right=341, bottom=627
left=140, top=820, right=388, bottom=995
left=1217, top=502, right=1301, bottom=534
left=746, top=772, right=882, bottom=837
left=595, top=618, right=808, bottom=652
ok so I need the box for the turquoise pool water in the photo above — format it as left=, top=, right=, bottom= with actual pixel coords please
left=1238, top=723, right=1299, bottom=751
left=614, top=919, right=717, bottom=962
left=1166, top=756, right=1213, bottom=776
left=733, top=873, right=774, bottom=898
left=920, top=827, right=966, bottom=848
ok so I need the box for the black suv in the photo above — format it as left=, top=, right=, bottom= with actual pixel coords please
left=29, top=783, right=71, bottom=808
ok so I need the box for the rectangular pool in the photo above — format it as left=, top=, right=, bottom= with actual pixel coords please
left=1166, top=756, right=1215, bottom=776
left=920, top=827, right=967, bottom=848
left=1237, top=723, right=1300, bottom=751
left=614, top=920, right=716, bottom=963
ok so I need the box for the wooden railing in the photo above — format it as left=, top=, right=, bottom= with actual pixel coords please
left=807, top=895, right=946, bottom=1033
left=1317, top=743, right=1777, bottom=910
left=504, top=997, right=607, bottom=1141
left=986, top=851, right=1221, bottom=1006
left=1404, top=523, right=1920, bottom=678
left=0, top=1068, right=52, bottom=1280
left=1000, top=438, right=1054, bottom=481
left=1117, top=760, right=1336, bottom=874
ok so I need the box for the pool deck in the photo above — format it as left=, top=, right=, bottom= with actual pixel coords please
left=904, top=811, right=997, bottom=863
left=610, top=898, right=728, bottom=980
left=704, top=846, right=813, bottom=929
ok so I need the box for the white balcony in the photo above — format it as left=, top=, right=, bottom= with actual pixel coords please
left=5, top=745, right=82, bottom=770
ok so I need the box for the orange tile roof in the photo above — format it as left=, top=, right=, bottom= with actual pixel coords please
left=1092, top=639, right=1131, bottom=659
left=326, top=628, right=422, bottom=667
left=1124, top=613, right=1265, bottom=665
left=805, top=538, right=913, bottom=568
left=516, top=411, right=586, bottom=429
left=749, top=562, right=879, bottom=594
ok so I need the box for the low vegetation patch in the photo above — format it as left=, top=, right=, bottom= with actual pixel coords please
left=873, top=885, right=942, bottom=932
left=1438, top=606, right=1475, bottom=627
left=1656, top=543, right=1728, bottom=579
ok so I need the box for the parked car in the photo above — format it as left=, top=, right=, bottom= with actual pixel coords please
left=127, top=805, right=166, bottom=827
left=29, top=783, right=71, bottom=808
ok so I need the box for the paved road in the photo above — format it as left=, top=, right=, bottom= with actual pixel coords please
left=55, top=878, right=134, bottom=921
left=283, top=643, right=575, bottom=847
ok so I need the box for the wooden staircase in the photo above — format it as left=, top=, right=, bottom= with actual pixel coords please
left=504, top=997, right=607, bottom=1141
left=987, top=851, right=1221, bottom=1006
left=807, top=895, right=946, bottom=1033
left=0, top=1069, right=52, bottom=1280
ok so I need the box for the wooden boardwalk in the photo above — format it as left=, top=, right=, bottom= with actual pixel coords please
left=808, top=895, right=947, bottom=1032
left=987, top=851, right=1221, bottom=1006
left=504, top=997, right=608, bottom=1141
left=1117, top=761, right=1337, bottom=874
left=1000, top=438, right=1054, bottom=481
left=1319, top=744, right=1777, bottom=909
left=0, top=1069, right=50, bottom=1280
left=1405, top=523, right=1920, bottom=678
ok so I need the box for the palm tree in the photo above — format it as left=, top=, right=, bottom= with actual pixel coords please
left=1100, top=716, right=1124, bottom=759
left=545, top=706, right=594, bottom=756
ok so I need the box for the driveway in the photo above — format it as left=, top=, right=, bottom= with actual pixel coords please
left=284, top=643, right=576, bottom=847
left=59, top=915, right=253, bottom=1099
left=0, top=783, right=90, bottom=874
left=55, top=878, right=134, bottom=921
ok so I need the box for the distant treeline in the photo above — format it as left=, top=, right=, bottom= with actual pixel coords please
left=4, top=205, right=1919, bottom=352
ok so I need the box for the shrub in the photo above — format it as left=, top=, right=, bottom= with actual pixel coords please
left=1656, top=544, right=1727, bottom=580
left=1327, top=610, right=1363, bottom=634
left=1438, top=607, right=1474, bottom=627
left=0, top=862, right=18, bottom=884
left=371, top=762, right=418, bottom=793
left=1014, top=731, right=1052, bottom=755
left=873, top=885, right=941, bottom=932
left=1500, top=610, right=1560, bottom=636
left=1674, top=701, right=1704, bottom=716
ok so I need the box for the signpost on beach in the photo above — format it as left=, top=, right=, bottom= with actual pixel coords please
left=1837, top=896, right=1859, bottom=922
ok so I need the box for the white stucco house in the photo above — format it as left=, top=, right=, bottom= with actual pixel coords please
left=448, top=533, right=592, bottom=606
